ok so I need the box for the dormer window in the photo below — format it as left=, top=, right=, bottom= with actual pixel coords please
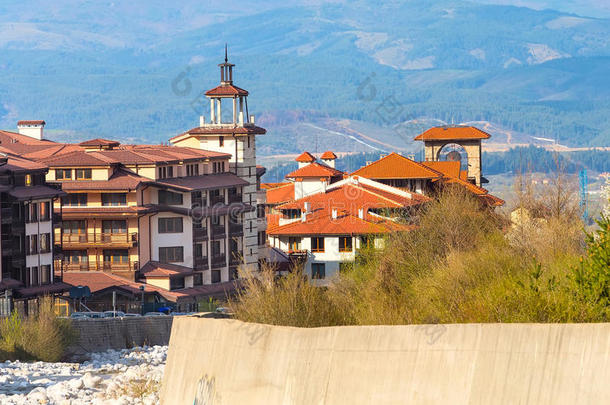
left=76, top=168, right=92, bottom=180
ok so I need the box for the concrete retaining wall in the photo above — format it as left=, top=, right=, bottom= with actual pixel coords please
left=160, top=317, right=610, bottom=405
left=66, top=316, right=173, bottom=361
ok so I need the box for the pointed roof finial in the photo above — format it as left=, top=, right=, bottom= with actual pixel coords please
left=225, top=43, right=228, bottom=63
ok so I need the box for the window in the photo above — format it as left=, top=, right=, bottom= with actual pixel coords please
left=102, top=220, right=127, bottom=234
left=211, top=215, right=221, bottom=226
left=158, top=190, right=183, bottom=205
left=258, top=231, right=266, bottom=246
left=40, top=233, right=51, bottom=253
left=186, top=164, right=200, bottom=176
left=103, top=249, right=129, bottom=264
left=219, top=136, right=224, bottom=147
left=247, top=135, right=251, bottom=149
left=158, top=217, right=183, bottom=233
left=25, top=174, right=32, bottom=186
left=63, top=220, right=86, bottom=234
left=39, top=202, right=50, bottom=221
left=55, top=169, right=71, bottom=180
left=31, top=266, right=39, bottom=286
left=65, top=250, right=87, bottom=264
left=170, top=277, right=185, bottom=290
left=26, top=203, right=38, bottom=223
left=62, top=194, right=87, bottom=207
left=288, top=237, right=301, bottom=251
left=211, top=240, right=221, bottom=256
left=76, top=168, right=92, bottom=180
left=193, top=272, right=203, bottom=286
left=339, top=237, right=352, bottom=252
left=167, top=166, right=174, bottom=177
left=158, top=166, right=166, bottom=179
left=311, top=237, right=324, bottom=253
left=159, top=246, right=184, bottom=263
left=257, top=204, right=265, bottom=218
left=194, top=243, right=203, bottom=258
left=211, top=270, right=221, bottom=283
left=359, top=236, right=373, bottom=249
left=26, top=235, right=38, bottom=254
left=311, top=263, right=325, bottom=279
left=40, top=265, right=51, bottom=285
left=101, top=193, right=127, bottom=206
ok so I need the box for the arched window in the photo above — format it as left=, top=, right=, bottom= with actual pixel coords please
left=438, top=143, right=468, bottom=171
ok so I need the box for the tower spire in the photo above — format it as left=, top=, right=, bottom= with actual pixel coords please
left=225, top=43, right=228, bottom=63
left=218, top=44, right=234, bottom=85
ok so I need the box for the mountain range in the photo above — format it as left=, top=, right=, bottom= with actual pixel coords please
left=0, top=0, right=609, bottom=155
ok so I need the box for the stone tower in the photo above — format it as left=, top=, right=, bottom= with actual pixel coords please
left=171, top=47, right=266, bottom=275
left=414, top=126, right=490, bottom=186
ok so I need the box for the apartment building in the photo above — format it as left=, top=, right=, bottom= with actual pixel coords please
left=0, top=139, right=69, bottom=314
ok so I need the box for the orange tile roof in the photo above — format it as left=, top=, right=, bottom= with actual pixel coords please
left=140, top=261, right=194, bottom=278
left=421, top=161, right=461, bottom=179
left=56, top=168, right=145, bottom=191
left=268, top=209, right=413, bottom=236
left=170, top=125, right=266, bottom=142
left=205, top=84, right=249, bottom=96
left=0, top=129, right=56, bottom=146
left=277, top=182, right=429, bottom=212
left=351, top=153, right=442, bottom=179
left=286, top=162, right=344, bottom=179
left=266, top=182, right=295, bottom=204
left=260, top=182, right=290, bottom=190
left=459, top=170, right=468, bottom=180
left=320, top=151, right=337, bottom=160
left=414, top=126, right=491, bottom=141
left=295, top=151, right=315, bottom=163
left=40, top=150, right=117, bottom=167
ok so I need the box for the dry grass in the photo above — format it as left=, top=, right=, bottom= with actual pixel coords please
left=0, top=297, right=76, bottom=362
left=232, top=178, right=606, bottom=327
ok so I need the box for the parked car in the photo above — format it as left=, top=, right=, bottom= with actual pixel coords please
left=70, top=312, right=90, bottom=319
left=103, top=311, right=126, bottom=318
left=144, top=312, right=167, bottom=316
left=123, top=313, right=141, bottom=317
left=70, top=311, right=105, bottom=319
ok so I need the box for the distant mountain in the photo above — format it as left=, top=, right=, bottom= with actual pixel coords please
left=0, top=0, right=608, bottom=153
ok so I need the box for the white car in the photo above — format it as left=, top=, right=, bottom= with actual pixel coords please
left=144, top=312, right=167, bottom=317
left=103, top=311, right=126, bottom=318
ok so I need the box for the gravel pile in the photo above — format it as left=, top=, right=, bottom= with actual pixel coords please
left=0, top=345, right=166, bottom=405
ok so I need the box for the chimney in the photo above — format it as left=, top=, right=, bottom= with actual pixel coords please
left=358, top=208, right=364, bottom=220
left=304, top=202, right=311, bottom=213
left=199, top=116, right=205, bottom=126
left=301, top=211, right=307, bottom=222
left=320, top=151, right=337, bottom=168
left=17, top=120, right=45, bottom=140
left=249, top=115, right=255, bottom=124
left=331, top=208, right=337, bottom=220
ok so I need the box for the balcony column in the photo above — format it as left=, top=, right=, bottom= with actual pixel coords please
left=233, top=97, right=237, bottom=124
left=216, top=98, right=222, bottom=124
left=239, top=97, right=244, bottom=125
left=210, top=98, right=215, bottom=124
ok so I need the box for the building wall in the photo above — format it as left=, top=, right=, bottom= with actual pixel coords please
left=150, top=212, right=194, bottom=268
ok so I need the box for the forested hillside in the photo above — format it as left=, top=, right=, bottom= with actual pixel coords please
left=1, top=0, right=609, bottom=151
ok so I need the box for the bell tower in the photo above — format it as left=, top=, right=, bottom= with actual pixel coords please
left=171, top=46, right=266, bottom=278
left=414, top=126, right=490, bottom=187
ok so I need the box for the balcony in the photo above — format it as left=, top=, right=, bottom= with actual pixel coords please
left=210, top=195, right=225, bottom=206
left=228, top=222, right=243, bottom=235
left=61, top=232, right=138, bottom=247
left=194, top=256, right=208, bottom=270
left=229, top=250, right=242, bottom=265
left=193, top=227, right=208, bottom=241
left=211, top=254, right=226, bottom=267
left=210, top=225, right=225, bottom=238
left=228, top=193, right=242, bottom=204
left=61, top=261, right=138, bottom=272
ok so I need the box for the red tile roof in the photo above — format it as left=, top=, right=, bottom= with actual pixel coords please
left=57, top=168, right=145, bottom=191
left=17, top=120, right=45, bottom=125
left=40, top=150, right=117, bottom=167
left=268, top=209, right=413, bottom=236
left=140, top=261, right=193, bottom=278
left=351, top=153, right=442, bottom=179
left=266, top=182, right=295, bottom=205
left=0, top=129, right=56, bottom=146
left=286, top=162, right=344, bottom=179
left=260, top=182, right=290, bottom=190
left=414, top=126, right=491, bottom=141
left=296, top=151, right=315, bottom=163
left=170, top=125, right=266, bottom=141
left=320, top=151, right=337, bottom=160
left=205, top=84, right=249, bottom=96
left=78, top=138, right=120, bottom=147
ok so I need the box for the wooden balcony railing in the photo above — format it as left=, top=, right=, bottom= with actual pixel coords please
left=210, top=195, right=225, bottom=205
left=211, top=254, right=226, bottom=267
left=228, top=193, right=242, bottom=203
left=61, top=261, right=138, bottom=272
left=61, top=232, right=138, bottom=246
